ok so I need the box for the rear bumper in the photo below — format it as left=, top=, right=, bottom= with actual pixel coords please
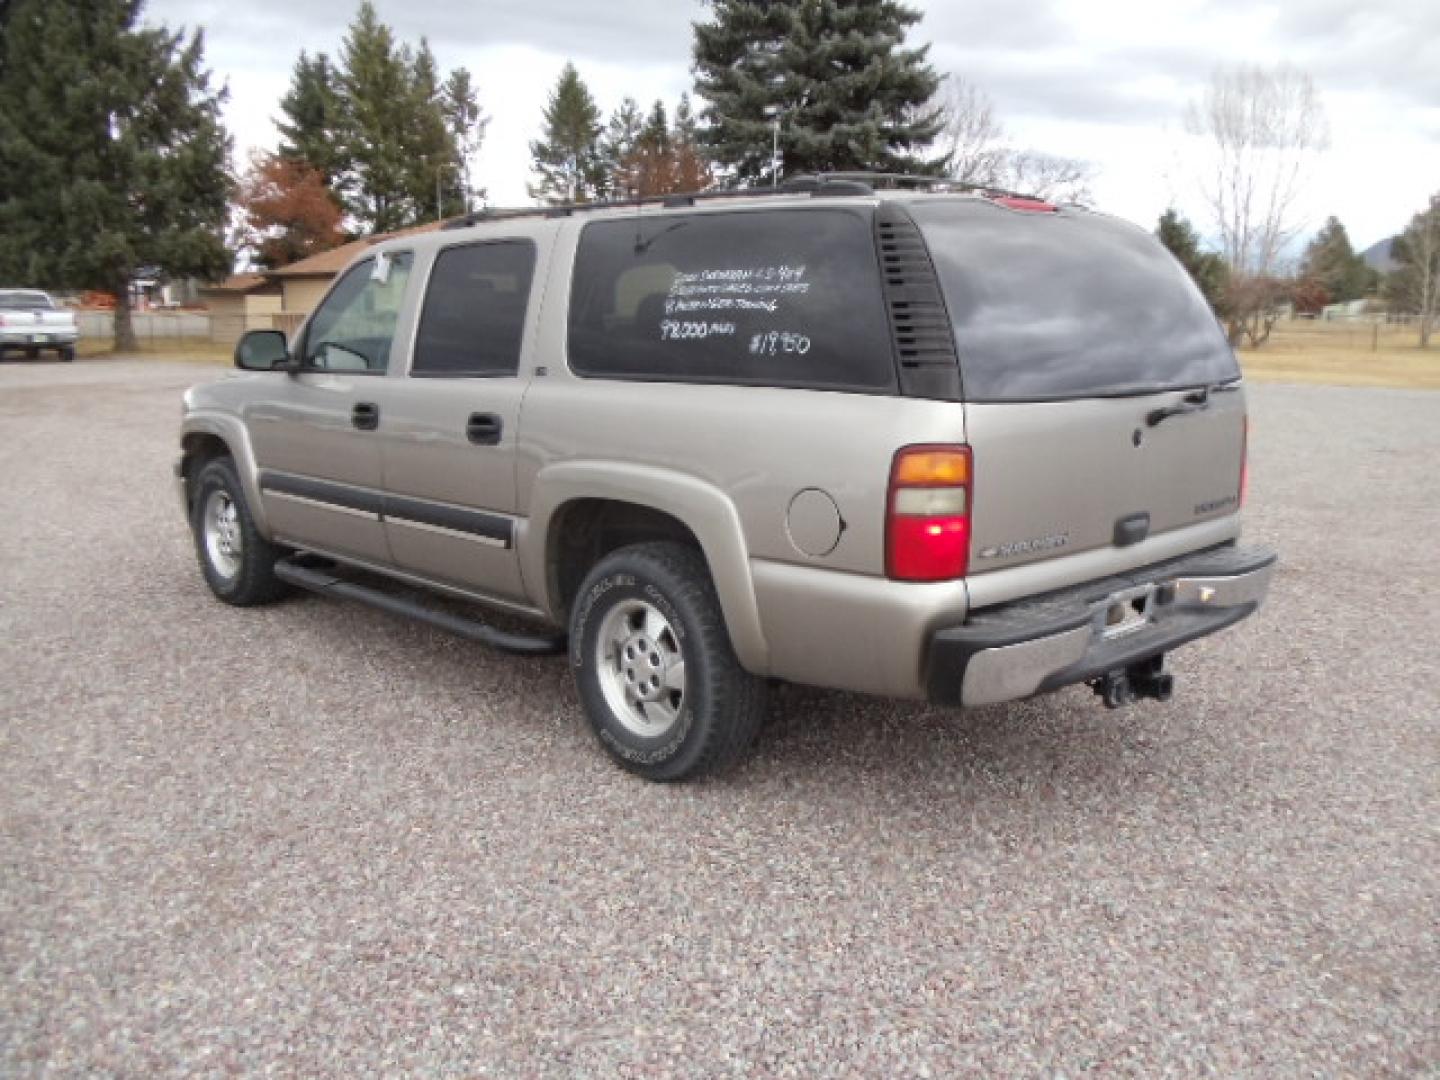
left=0, top=329, right=77, bottom=346
left=926, top=544, right=1276, bottom=706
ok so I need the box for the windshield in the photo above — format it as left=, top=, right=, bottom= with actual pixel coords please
left=909, top=201, right=1239, bottom=402
left=0, top=292, right=53, bottom=310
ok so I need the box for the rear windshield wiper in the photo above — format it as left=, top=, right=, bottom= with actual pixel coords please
left=1147, top=380, right=1240, bottom=426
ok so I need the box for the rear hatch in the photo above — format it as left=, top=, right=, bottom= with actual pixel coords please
left=906, top=198, right=1245, bottom=577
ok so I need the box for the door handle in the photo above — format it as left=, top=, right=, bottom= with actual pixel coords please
left=352, top=402, right=380, bottom=430
left=466, top=412, right=503, bottom=446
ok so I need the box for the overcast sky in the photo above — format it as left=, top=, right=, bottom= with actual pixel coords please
left=149, top=0, right=1439, bottom=251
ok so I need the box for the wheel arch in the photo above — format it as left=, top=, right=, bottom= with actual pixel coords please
left=179, top=414, right=270, bottom=534
left=521, top=463, right=770, bottom=674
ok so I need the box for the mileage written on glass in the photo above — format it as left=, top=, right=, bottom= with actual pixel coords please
left=659, top=264, right=812, bottom=356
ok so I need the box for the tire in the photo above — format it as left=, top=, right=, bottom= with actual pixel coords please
left=569, top=541, right=766, bottom=782
left=189, top=456, right=288, bottom=606
left=59, top=346, right=75, bottom=362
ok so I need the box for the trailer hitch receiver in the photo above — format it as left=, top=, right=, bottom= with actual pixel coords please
left=1091, top=655, right=1173, bottom=709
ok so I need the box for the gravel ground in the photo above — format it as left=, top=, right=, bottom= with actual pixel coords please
left=1, top=359, right=1436, bottom=1077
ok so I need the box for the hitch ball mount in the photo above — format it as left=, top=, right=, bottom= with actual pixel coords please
left=1091, top=655, right=1173, bottom=709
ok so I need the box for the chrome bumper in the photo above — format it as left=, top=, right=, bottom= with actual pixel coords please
left=0, top=330, right=78, bottom=345
left=927, top=545, right=1277, bottom=708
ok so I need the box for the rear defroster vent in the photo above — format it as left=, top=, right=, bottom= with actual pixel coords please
left=875, top=204, right=962, bottom=400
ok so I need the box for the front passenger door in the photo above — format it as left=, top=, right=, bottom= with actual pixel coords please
left=245, top=252, right=414, bottom=566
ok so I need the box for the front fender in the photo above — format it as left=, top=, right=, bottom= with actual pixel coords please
left=179, top=411, right=270, bottom=537
left=520, top=461, right=770, bottom=674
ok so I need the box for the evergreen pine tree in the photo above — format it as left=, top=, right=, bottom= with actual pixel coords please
left=1299, top=216, right=1376, bottom=302
left=528, top=62, right=605, bottom=204
left=312, top=5, right=475, bottom=232
left=671, top=93, right=713, bottom=193
left=692, top=0, right=946, bottom=182
left=0, top=0, right=232, bottom=350
left=633, top=100, right=675, bottom=196
left=1156, top=209, right=1230, bottom=315
left=673, top=94, right=700, bottom=144
left=277, top=51, right=347, bottom=185
left=640, top=101, right=671, bottom=155
left=600, top=96, right=644, bottom=198
left=335, top=0, right=415, bottom=232
left=442, top=68, right=487, bottom=210
left=404, top=40, right=462, bottom=222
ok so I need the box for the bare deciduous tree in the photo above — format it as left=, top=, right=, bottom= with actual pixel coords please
left=1184, top=64, right=1328, bottom=345
left=935, top=78, right=1007, bottom=185
left=1184, top=64, right=1329, bottom=278
left=933, top=77, right=1095, bottom=203
left=1222, top=275, right=1293, bottom=347
left=992, top=149, right=1096, bottom=204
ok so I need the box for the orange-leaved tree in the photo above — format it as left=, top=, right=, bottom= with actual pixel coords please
left=234, top=151, right=345, bottom=270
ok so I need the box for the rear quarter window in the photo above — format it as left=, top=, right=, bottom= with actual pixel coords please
left=567, top=208, right=896, bottom=393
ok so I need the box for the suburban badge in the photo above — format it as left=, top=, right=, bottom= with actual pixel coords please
left=979, top=533, right=1070, bottom=559
left=1194, top=495, right=1239, bottom=515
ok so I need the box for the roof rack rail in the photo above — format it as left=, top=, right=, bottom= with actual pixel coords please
left=438, top=172, right=1066, bottom=231
left=441, top=187, right=775, bottom=230
left=795, top=171, right=1057, bottom=205
left=439, top=178, right=877, bottom=231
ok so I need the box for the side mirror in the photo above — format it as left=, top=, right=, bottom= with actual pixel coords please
left=235, top=329, right=292, bottom=372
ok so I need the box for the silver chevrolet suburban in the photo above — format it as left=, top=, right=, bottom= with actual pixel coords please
left=177, top=175, right=1274, bottom=781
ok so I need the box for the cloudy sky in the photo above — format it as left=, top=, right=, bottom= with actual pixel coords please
left=149, top=0, right=1439, bottom=251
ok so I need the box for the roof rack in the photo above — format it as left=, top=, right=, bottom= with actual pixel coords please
left=793, top=171, right=1056, bottom=204
left=440, top=172, right=1059, bottom=231
left=440, top=185, right=810, bottom=231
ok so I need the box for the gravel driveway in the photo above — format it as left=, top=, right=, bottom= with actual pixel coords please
left=2, top=359, right=1436, bottom=1077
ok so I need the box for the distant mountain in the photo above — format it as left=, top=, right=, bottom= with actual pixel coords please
left=1361, top=237, right=1399, bottom=274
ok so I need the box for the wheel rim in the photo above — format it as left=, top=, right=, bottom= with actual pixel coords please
left=595, top=598, right=687, bottom=738
left=203, top=489, right=243, bottom=580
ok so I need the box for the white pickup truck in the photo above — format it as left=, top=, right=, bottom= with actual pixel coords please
left=0, top=290, right=78, bottom=361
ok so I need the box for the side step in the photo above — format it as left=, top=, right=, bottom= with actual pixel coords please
left=274, top=558, right=567, bottom=657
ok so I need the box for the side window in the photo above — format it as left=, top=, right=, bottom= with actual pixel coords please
left=302, top=252, right=414, bottom=373
left=412, top=241, right=537, bottom=377
left=567, top=209, right=896, bottom=392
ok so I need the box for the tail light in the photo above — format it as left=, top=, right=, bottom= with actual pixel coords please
left=1240, top=416, right=1250, bottom=507
left=886, top=445, right=972, bottom=581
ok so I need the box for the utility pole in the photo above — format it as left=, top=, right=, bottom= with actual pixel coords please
left=435, top=161, right=456, bottom=221
left=772, top=116, right=780, bottom=188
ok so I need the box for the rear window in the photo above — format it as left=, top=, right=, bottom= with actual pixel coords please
left=0, top=292, right=52, bottom=310
left=568, top=208, right=896, bottom=392
left=909, top=201, right=1239, bottom=401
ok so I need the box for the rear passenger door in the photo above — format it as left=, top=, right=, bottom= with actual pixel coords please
left=376, top=239, right=540, bottom=602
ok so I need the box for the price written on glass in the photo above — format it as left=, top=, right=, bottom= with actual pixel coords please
left=749, top=330, right=811, bottom=356
left=660, top=320, right=737, bottom=341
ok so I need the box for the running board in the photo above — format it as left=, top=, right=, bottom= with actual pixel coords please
left=274, top=558, right=566, bottom=657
